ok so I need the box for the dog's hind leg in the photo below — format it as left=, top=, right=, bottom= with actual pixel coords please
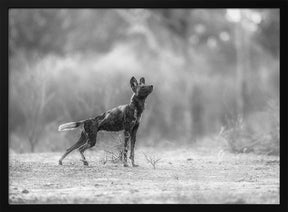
left=59, top=131, right=87, bottom=165
left=78, top=142, right=90, bottom=166
left=78, top=132, right=97, bottom=166
left=79, top=150, right=88, bottom=165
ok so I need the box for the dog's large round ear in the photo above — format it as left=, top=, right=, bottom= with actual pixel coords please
left=130, top=76, right=138, bottom=93
left=139, top=77, right=145, bottom=85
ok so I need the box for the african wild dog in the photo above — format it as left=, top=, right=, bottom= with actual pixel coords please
left=58, top=77, right=153, bottom=167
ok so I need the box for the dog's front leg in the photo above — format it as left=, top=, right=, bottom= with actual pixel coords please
left=123, top=130, right=130, bottom=167
left=130, top=124, right=139, bottom=167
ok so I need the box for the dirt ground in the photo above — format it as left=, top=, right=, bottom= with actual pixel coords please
left=9, top=145, right=279, bottom=204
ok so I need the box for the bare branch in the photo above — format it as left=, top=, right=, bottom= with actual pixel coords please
left=143, top=152, right=161, bottom=169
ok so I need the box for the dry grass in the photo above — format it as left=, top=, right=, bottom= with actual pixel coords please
left=220, top=99, right=279, bottom=155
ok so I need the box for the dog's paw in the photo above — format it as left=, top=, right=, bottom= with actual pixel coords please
left=80, top=159, right=89, bottom=166
left=123, top=163, right=129, bottom=167
left=58, top=161, right=63, bottom=165
left=132, top=164, right=139, bottom=167
left=82, top=160, right=89, bottom=166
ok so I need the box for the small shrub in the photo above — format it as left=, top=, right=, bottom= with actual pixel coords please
left=221, top=115, right=255, bottom=153
left=221, top=99, right=279, bottom=155
left=143, top=153, right=161, bottom=169
left=263, top=99, right=279, bottom=155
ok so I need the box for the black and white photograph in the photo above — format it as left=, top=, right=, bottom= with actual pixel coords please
left=8, top=9, right=279, bottom=204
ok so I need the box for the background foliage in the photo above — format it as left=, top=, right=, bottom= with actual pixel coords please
left=9, top=9, right=279, bottom=154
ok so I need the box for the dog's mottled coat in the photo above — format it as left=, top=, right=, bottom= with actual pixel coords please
left=58, top=77, right=153, bottom=167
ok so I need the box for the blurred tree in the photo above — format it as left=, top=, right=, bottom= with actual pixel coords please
left=15, top=67, right=54, bottom=152
left=190, top=85, right=204, bottom=138
left=255, top=9, right=279, bottom=58
left=9, top=9, right=128, bottom=57
left=9, top=9, right=65, bottom=56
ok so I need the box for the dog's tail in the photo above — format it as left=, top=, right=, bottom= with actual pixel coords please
left=58, top=120, right=85, bottom=132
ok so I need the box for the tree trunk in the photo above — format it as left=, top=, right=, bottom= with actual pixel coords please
left=234, top=20, right=249, bottom=117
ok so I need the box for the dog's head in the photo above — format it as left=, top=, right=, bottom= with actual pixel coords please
left=130, top=76, right=153, bottom=99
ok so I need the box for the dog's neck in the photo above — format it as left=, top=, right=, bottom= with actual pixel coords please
left=129, top=94, right=145, bottom=115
